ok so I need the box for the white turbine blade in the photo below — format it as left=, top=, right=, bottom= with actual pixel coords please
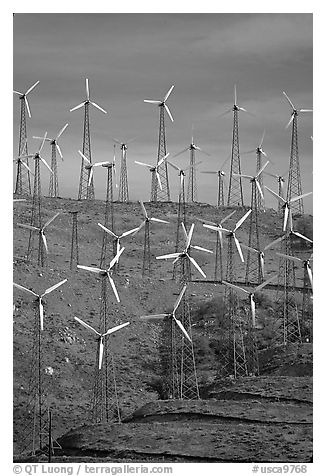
left=221, top=280, right=248, bottom=295
left=188, top=255, right=206, bottom=278
left=203, top=224, right=220, bottom=232
left=140, top=314, right=168, bottom=321
left=98, top=338, right=104, bottom=370
left=78, top=150, right=91, bottom=164
left=56, top=123, right=69, bottom=140
left=286, top=114, right=294, bottom=129
left=239, top=107, right=247, bottom=112
left=174, top=317, right=192, bottom=342
left=134, top=160, right=152, bottom=168
left=197, top=148, right=211, bottom=157
left=256, top=161, right=270, bottom=178
left=98, top=222, right=117, bottom=238
left=240, top=243, right=259, bottom=254
left=77, top=265, right=105, bottom=274
left=41, top=232, right=49, bottom=254
left=181, top=222, right=188, bottom=240
left=24, top=97, right=32, bottom=118
left=74, top=316, right=100, bottom=335
left=164, top=104, right=174, bottom=122
left=217, top=108, right=232, bottom=118
left=121, top=226, right=141, bottom=238
left=139, top=200, right=148, bottom=219
left=254, top=274, right=278, bottom=292
left=85, top=78, right=90, bottom=100
left=292, top=231, right=313, bottom=244
left=282, top=91, right=295, bottom=109
left=38, top=132, right=48, bottom=153
left=218, top=229, right=224, bottom=250
left=180, top=173, right=184, bottom=190
left=108, top=247, right=125, bottom=270
left=13, top=90, right=23, bottom=95
left=260, top=255, right=265, bottom=279
left=265, top=186, right=286, bottom=204
left=264, top=171, right=279, bottom=179
left=156, top=171, right=162, bottom=191
left=307, top=266, right=313, bottom=290
left=25, top=80, right=40, bottom=96
left=144, top=100, right=161, bottom=104
left=43, top=212, right=60, bottom=229
left=220, top=210, right=237, bottom=225
left=137, top=221, right=146, bottom=232
left=39, top=299, right=44, bottom=331
left=234, top=84, right=237, bottom=104
left=88, top=167, right=94, bottom=187
left=200, top=171, right=217, bottom=174
left=56, top=144, right=63, bottom=160
left=90, top=101, right=107, bottom=114
left=173, top=285, right=187, bottom=313
left=21, top=161, right=33, bottom=174
left=33, top=136, right=49, bottom=141
left=194, top=216, right=216, bottom=226
left=299, top=109, right=313, bottom=113
left=255, top=180, right=264, bottom=201
left=191, top=245, right=213, bottom=254
left=264, top=235, right=286, bottom=250
left=276, top=252, right=302, bottom=263
left=234, top=209, right=252, bottom=232
left=17, top=223, right=39, bottom=232
left=283, top=205, right=289, bottom=231
left=150, top=217, right=169, bottom=224
left=157, top=153, right=170, bottom=167
left=13, top=282, right=38, bottom=297
left=164, top=85, right=175, bottom=102
left=103, top=321, right=130, bottom=337
left=250, top=295, right=256, bottom=327
left=156, top=252, right=181, bottom=260
left=173, top=147, right=189, bottom=158
left=39, top=156, right=53, bottom=174
left=234, top=236, right=244, bottom=262
left=259, top=130, right=266, bottom=148
left=70, top=102, right=85, bottom=112
left=233, top=173, right=252, bottom=179
left=186, top=223, right=195, bottom=248
left=108, top=275, right=120, bottom=303
left=42, top=279, right=68, bottom=297
left=290, top=192, right=312, bottom=203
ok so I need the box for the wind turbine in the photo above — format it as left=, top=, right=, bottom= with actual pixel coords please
left=78, top=150, right=110, bottom=190
left=276, top=252, right=313, bottom=291
left=13, top=81, right=40, bottom=196
left=173, top=127, right=210, bottom=202
left=13, top=279, right=67, bottom=331
left=13, top=277, right=67, bottom=453
left=264, top=186, right=312, bottom=231
left=201, top=156, right=229, bottom=207
left=156, top=223, right=213, bottom=280
left=17, top=213, right=60, bottom=265
left=144, top=85, right=175, bottom=201
left=233, top=161, right=270, bottom=284
left=33, top=124, right=69, bottom=198
left=198, top=210, right=236, bottom=281
left=113, top=137, right=136, bottom=202
left=74, top=315, right=129, bottom=423
left=218, top=85, right=253, bottom=207
left=13, top=152, right=34, bottom=195
left=77, top=247, right=125, bottom=303
left=282, top=91, right=313, bottom=214
left=97, top=222, right=140, bottom=271
left=222, top=275, right=278, bottom=328
left=264, top=170, right=287, bottom=212
left=74, top=317, right=130, bottom=370
left=140, top=284, right=191, bottom=341
left=137, top=201, right=169, bottom=277
left=135, top=153, right=170, bottom=202
left=204, top=209, right=252, bottom=263
left=70, top=78, right=107, bottom=200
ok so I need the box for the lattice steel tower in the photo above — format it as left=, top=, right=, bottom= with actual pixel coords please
left=13, top=81, right=40, bottom=195
left=144, top=85, right=175, bottom=202
left=69, top=211, right=79, bottom=270
left=70, top=79, right=107, bottom=200
left=100, top=161, right=116, bottom=268
left=283, top=91, right=313, bottom=215
left=225, top=86, right=248, bottom=207
left=201, top=156, right=229, bottom=208
left=114, top=138, right=134, bottom=202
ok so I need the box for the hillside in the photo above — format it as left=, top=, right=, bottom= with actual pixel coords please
left=13, top=197, right=313, bottom=461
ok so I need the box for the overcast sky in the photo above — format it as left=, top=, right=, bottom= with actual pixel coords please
left=13, top=13, right=313, bottom=211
